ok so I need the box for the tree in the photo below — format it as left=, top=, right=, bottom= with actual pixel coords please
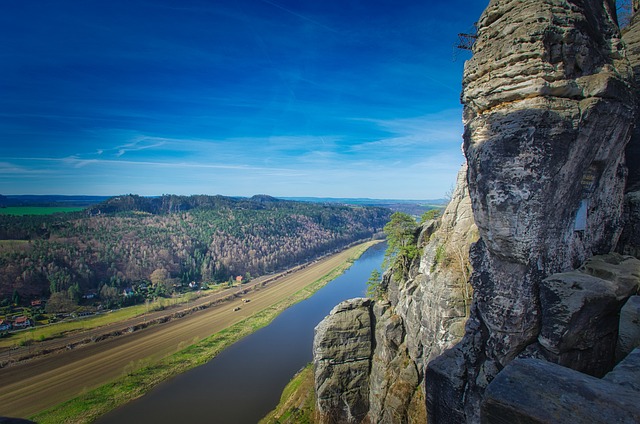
left=68, top=283, right=81, bottom=304
left=366, top=269, right=383, bottom=299
left=420, top=208, right=441, bottom=223
left=100, top=284, right=120, bottom=308
left=383, top=212, right=419, bottom=280
left=150, top=268, right=169, bottom=287
left=46, top=292, right=76, bottom=313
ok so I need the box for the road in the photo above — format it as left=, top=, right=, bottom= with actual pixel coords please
left=0, top=264, right=301, bottom=366
left=0, top=243, right=370, bottom=419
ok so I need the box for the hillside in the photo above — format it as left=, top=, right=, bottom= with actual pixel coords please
left=0, top=194, right=390, bottom=306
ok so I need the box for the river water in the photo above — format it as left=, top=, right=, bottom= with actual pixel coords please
left=98, top=242, right=386, bottom=424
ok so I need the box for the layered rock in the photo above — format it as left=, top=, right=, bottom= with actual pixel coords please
left=482, top=351, right=640, bottom=424
left=428, top=0, right=636, bottom=421
left=314, top=165, right=478, bottom=423
left=533, top=254, right=640, bottom=376
left=617, top=295, right=640, bottom=361
left=314, top=1, right=638, bottom=423
left=617, top=12, right=640, bottom=255
left=314, top=298, right=374, bottom=423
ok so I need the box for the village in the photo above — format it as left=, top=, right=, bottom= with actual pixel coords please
left=0, top=274, right=251, bottom=340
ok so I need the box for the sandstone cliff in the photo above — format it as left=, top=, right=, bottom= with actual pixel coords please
left=313, top=1, right=639, bottom=423
left=314, top=165, right=478, bottom=423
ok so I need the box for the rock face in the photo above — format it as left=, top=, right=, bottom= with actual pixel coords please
left=535, top=254, right=640, bottom=376
left=427, top=0, right=636, bottom=421
left=617, top=295, right=640, bottom=361
left=618, top=12, right=640, bottom=255
left=314, top=298, right=374, bottom=424
left=314, top=165, right=478, bottom=423
left=481, top=351, right=640, bottom=424
left=313, top=1, right=639, bottom=423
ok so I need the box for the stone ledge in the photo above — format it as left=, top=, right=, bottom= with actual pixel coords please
left=481, top=350, right=640, bottom=424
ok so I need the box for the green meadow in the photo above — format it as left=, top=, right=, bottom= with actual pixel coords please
left=0, top=207, right=85, bottom=216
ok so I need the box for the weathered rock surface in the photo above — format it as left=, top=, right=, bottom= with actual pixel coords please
left=622, top=12, right=640, bottom=191
left=428, top=0, right=635, bottom=421
left=536, top=254, right=640, bottom=375
left=314, top=165, right=478, bottom=424
left=389, top=164, right=478, bottom=370
left=617, top=295, right=640, bottom=361
left=618, top=191, right=640, bottom=257
left=314, top=298, right=373, bottom=424
left=604, top=347, right=640, bottom=391
left=481, top=354, right=640, bottom=424
left=314, top=2, right=639, bottom=423
left=618, top=13, right=640, bottom=255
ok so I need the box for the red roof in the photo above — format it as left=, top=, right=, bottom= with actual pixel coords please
left=14, top=316, right=29, bottom=324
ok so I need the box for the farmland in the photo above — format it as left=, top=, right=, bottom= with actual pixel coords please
left=0, top=207, right=85, bottom=216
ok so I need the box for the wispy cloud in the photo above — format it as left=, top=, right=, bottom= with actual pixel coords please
left=259, top=0, right=340, bottom=34
left=0, top=161, right=51, bottom=175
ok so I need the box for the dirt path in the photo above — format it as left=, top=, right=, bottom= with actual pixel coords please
left=0, top=243, right=371, bottom=419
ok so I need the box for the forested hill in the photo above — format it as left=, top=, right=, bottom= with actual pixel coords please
left=0, top=194, right=390, bottom=305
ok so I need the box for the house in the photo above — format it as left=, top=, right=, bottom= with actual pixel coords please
left=0, top=320, right=11, bottom=332
left=13, top=316, right=33, bottom=329
left=188, top=281, right=199, bottom=289
left=30, top=300, right=43, bottom=307
left=235, top=275, right=244, bottom=284
left=122, top=288, right=135, bottom=297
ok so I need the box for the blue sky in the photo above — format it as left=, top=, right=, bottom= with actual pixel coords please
left=0, top=0, right=487, bottom=199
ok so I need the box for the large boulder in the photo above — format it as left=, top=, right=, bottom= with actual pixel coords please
left=481, top=355, right=640, bottom=424
left=617, top=295, right=640, bottom=361
left=537, top=254, right=640, bottom=375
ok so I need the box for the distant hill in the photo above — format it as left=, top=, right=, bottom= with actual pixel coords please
left=0, top=194, right=390, bottom=305
left=282, top=197, right=447, bottom=217
left=86, top=194, right=287, bottom=215
left=0, top=195, right=111, bottom=207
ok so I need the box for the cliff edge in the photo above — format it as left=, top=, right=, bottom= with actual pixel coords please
left=313, top=1, right=639, bottom=423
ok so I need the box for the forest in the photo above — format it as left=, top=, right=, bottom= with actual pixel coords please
left=0, top=194, right=390, bottom=309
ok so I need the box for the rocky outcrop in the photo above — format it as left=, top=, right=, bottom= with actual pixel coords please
left=618, top=13, right=640, bottom=255
left=314, top=298, right=374, bottom=423
left=531, top=254, right=640, bottom=376
left=617, top=295, right=640, bottom=361
left=388, top=165, right=478, bottom=369
left=314, top=165, right=477, bottom=423
left=481, top=350, right=640, bottom=424
left=314, top=1, right=638, bottom=423
left=427, top=0, right=636, bottom=421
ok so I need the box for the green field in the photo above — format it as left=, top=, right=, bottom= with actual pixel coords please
left=0, top=207, right=85, bottom=216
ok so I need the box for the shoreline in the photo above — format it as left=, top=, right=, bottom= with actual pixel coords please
left=28, top=240, right=381, bottom=424
left=0, top=238, right=376, bottom=367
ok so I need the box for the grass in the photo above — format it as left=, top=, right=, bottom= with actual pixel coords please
left=0, top=206, right=85, bottom=216
left=30, top=241, right=378, bottom=424
left=0, top=291, right=218, bottom=349
left=260, top=364, right=316, bottom=424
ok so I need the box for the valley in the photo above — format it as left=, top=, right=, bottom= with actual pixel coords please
left=0, top=241, right=379, bottom=421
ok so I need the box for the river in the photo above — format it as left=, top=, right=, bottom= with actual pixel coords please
left=97, top=241, right=386, bottom=424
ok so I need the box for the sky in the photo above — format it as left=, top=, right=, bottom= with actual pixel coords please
left=0, top=0, right=488, bottom=200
